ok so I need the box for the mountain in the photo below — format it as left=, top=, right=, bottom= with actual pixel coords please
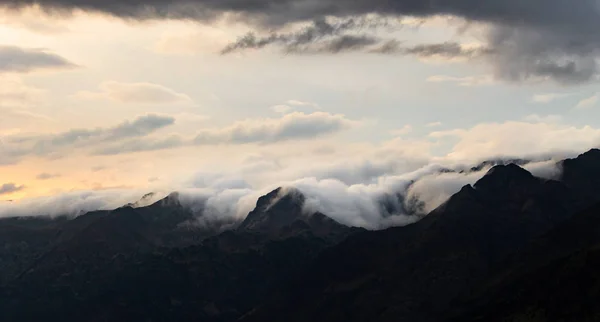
left=449, top=201, right=600, bottom=321
left=560, top=148, right=600, bottom=206
left=0, top=187, right=356, bottom=322
left=239, top=163, right=585, bottom=322
left=2, top=149, right=600, bottom=322
left=238, top=187, right=351, bottom=240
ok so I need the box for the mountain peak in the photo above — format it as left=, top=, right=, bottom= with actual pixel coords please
left=579, top=148, right=600, bottom=159
left=149, top=192, right=182, bottom=208
left=474, top=163, right=537, bottom=193
left=239, top=187, right=307, bottom=233
left=125, top=192, right=158, bottom=208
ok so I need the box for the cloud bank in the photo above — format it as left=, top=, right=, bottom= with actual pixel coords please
left=0, top=156, right=565, bottom=230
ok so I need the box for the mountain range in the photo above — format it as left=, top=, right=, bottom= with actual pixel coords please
left=1, top=149, right=600, bottom=321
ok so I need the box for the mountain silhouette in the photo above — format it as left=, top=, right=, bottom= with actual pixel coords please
left=2, top=149, right=600, bottom=321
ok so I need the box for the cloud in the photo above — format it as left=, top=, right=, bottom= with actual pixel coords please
left=6, top=1, right=600, bottom=83
left=271, top=105, right=293, bottom=114
left=430, top=120, right=600, bottom=162
left=221, top=19, right=486, bottom=60
left=426, top=75, right=494, bottom=87
left=73, top=81, right=192, bottom=104
left=0, top=117, right=594, bottom=231
left=286, top=100, right=319, bottom=108
left=220, top=17, right=393, bottom=54
left=0, top=75, right=46, bottom=107
left=532, top=93, right=572, bottom=104
left=0, top=183, right=24, bottom=195
left=0, top=46, right=76, bottom=73
left=285, top=35, right=380, bottom=54
left=94, top=112, right=358, bottom=155
left=523, top=114, right=563, bottom=124
left=0, top=114, right=175, bottom=163
left=403, top=42, right=488, bottom=60
left=390, top=124, right=412, bottom=136
left=271, top=99, right=320, bottom=114
left=36, top=173, right=61, bottom=180
left=426, top=122, right=442, bottom=128
left=575, top=94, right=598, bottom=109
left=194, top=111, right=358, bottom=145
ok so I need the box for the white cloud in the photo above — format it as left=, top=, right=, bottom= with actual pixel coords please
left=271, top=100, right=320, bottom=114
left=575, top=94, right=598, bottom=109
left=426, top=74, right=494, bottom=86
left=426, top=121, right=442, bottom=127
left=532, top=93, right=572, bottom=104
left=271, top=105, right=293, bottom=114
left=389, top=124, right=413, bottom=136
left=430, top=121, right=600, bottom=162
left=286, top=100, right=320, bottom=109
left=522, top=114, right=563, bottom=123
left=72, top=81, right=193, bottom=104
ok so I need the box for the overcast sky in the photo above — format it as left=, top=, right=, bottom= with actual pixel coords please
left=1, top=1, right=600, bottom=205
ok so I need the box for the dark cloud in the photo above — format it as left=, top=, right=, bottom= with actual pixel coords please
left=285, top=35, right=379, bottom=54
left=0, top=183, right=24, bottom=195
left=404, top=42, right=487, bottom=59
left=221, top=17, right=392, bottom=54
left=0, top=46, right=76, bottom=73
left=36, top=173, right=61, bottom=180
left=4, top=0, right=600, bottom=83
left=0, top=114, right=175, bottom=163
left=1, top=0, right=595, bottom=29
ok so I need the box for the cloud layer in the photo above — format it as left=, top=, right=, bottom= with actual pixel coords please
left=0, top=155, right=565, bottom=231
left=0, top=114, right=175, bottom=164
left=0, top=111, right=358, bottom=162
left=96, top=111, right=358, bottom=155
left=4, top=1, right=599, bottom=83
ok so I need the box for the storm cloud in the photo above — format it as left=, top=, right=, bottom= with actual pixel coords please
left=42, top=0, right=585, bottom=84
left=7, top=0, right=594, bottom=83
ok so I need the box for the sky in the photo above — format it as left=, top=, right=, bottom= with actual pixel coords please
left=1, top=1, right=600, bottom=225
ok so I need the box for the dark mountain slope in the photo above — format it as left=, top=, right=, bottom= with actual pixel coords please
left=449, top=201, right=600, bottom=321
left=240, top=164, right=580, bottom=322
left=239, top=187, right=352, bottom=240
left=560, top=148, right=600, bottom=206
left=0, top=187, right=357, bottom=322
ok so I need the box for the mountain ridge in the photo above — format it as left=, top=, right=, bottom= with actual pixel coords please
left=1, top=149, right=600, bottom=321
